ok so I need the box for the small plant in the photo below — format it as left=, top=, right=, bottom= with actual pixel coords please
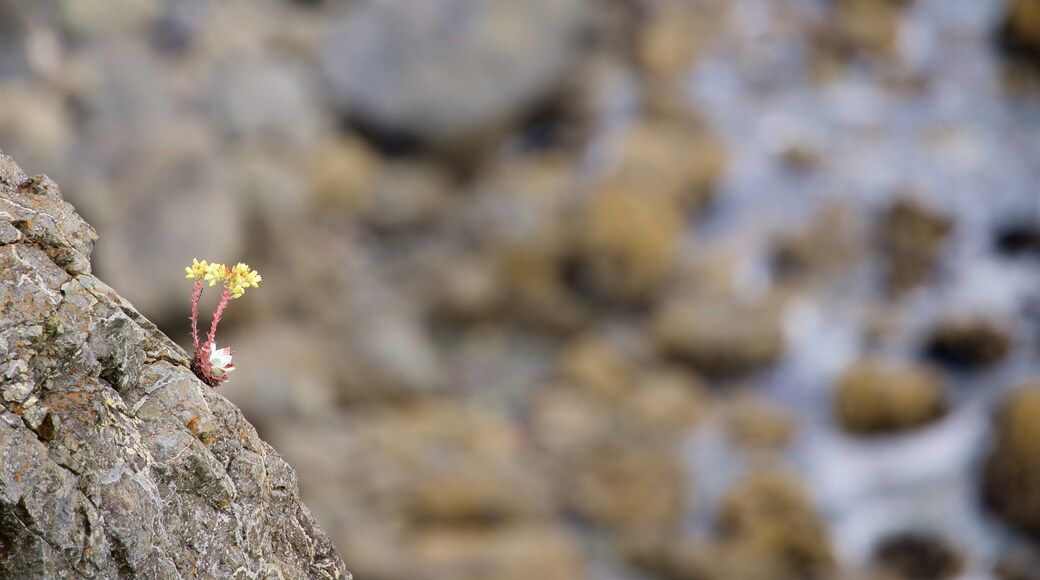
left=184, top=259, right=261, bottom=386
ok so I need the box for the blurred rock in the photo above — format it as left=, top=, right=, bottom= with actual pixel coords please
left=994, top=218, right=1040, bottom=256
left=726, top=393, right=798, bottom=450
left=1000, top=0, right=1040, bottom=62
left=561, top=438, right=685, bottom=531
left=771, top=204, right=865, bottom=285
left=654, top=293, right=785, bottom=378
left=982, top=383, right=1040, bottom=539
left=557, top=334, right=634, bottom=399
left=995, top=542, right=1040, bottom=580
left=0, top=82, right=73, bottom=172
left=306, top=135, right=382, bottom=215
left=272, top=401, right=558, bottom=578
left=822, top=0, right=911, bottom=58
left=321, top=0, right=592, bottom=146
left=604, top=117, right=727, bottom=212
left=58, top=0, right=160, bottom=38
left=877, top=197, right=953, bottom=296
left=629, top=367, right=708, bottom=435
left=871, top=531, right=964, bottom=580
left=924, top=317, right=1013, bottom=370
left=469, top=156, right=589, bottom=331
left=409, top=524, right=583, bottom=580
left=716, top=471, right=834, bottom=579
left=570, top=183, right=682, bottom=303
left=834, top=359, right=948, bottom=435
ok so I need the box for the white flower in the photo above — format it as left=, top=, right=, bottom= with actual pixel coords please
left=209, top=343, right=235, bottom=379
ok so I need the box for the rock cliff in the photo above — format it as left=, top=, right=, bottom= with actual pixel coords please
left=0, top=150, right=348, bottom=579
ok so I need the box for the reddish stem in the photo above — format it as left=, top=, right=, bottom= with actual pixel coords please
left=206, top=287, right=232, bottom=348
left=190, top=278, right=203, bottom=352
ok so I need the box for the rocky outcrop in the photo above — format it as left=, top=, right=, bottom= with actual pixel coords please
left=0, top=151, right=348, bottom=578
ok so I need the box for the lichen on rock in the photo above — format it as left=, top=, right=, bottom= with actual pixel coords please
left=0, top=150, right=349, bottom=579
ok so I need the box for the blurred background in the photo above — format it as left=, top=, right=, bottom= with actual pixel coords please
left=3, top=0, right=1040, bottom=578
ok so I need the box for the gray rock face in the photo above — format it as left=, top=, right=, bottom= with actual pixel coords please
left=0, top=151, right=349, bottom=579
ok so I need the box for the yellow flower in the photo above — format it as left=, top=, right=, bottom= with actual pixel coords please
left=203, top=262, right=227, bottom=287
left=226, top=262, right=261, bottom=298
left=185, top=258, right=210, bottom=280
left=185, top=259, right=260, bottom=298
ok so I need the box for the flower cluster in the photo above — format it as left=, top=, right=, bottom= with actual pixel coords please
left=186, top=259, right=262, bottom=298
left=184, top=258, right=261, bottom=387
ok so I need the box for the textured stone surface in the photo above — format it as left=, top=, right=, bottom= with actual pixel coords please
left=0, top=150, right=348, bottom=579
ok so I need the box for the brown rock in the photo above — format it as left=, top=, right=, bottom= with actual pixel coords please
left=606, top=118, right=727, bottom=212
left=562, top=439, right=685, bottom=531
left=306, top=135, right=381, bottom=215
left=1001, top=0, right=1040, bottom=62
left=824, top=0, right=910, bottom=57
left=771, top=204, right=865, bottom=285
left=716, top=471, right=835, bottom=579
left=726, top=394, right=798, bottom=449
left=409, top=524, right=583, bottom=580
left=981, top=383, right=1040, bottom=539
left=557, top=333, right=634, bottom=399
left=654, top=294, right=785, bottom=378
left=571, top=184, right=683, bottom=302
left=629, top=367, right=708, bottom=435
left=834, top=359, right=948, bottom=435
left=877, top=197, right=953, bottom=295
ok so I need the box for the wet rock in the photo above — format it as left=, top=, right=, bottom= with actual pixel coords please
left=715, top=471, right=834, bottom=579
left=924, top=317, right=1013, bottom=370
left=654, top=293, right=785, bottom=378
left=877, top=197, right=953, bottom=295
left=981, top=383, right=1040, bottom=539
left=321, top=0, right=592, bottom=147
left=834, top=359, right=948, bottom=435
left=0, top=151, right=348, bottom=578
left=871, top=532, right=964, bottom=580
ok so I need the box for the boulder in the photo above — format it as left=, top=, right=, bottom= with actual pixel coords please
left=715, top=471, right=834, bottom=579
left=0, top=151, right=348, bottom=578
left=981, top=383, right=1040, bottom=540
left=320, top=0, right=591, bottom=147
left=834, top=359, right=948, bottom=436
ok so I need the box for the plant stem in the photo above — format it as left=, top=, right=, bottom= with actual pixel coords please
left=190, top=278, right=203, bottom=352
left=206, top=287, right=232, bottom=348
